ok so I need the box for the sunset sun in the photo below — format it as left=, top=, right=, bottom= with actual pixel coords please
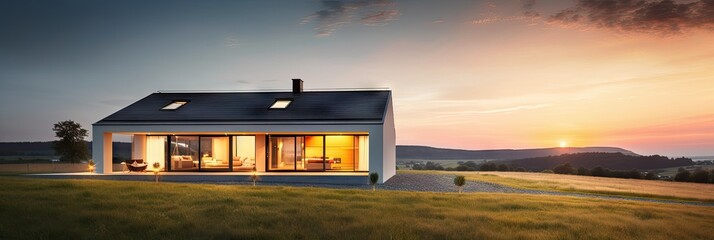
left=559, top=140, right=568, bottom=148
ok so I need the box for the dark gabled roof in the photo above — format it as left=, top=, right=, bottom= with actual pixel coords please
left=95, top=90, right=390, bottom=124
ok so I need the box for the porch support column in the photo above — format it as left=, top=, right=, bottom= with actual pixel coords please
left=92, top=127, right=112, bottom=174
left=132, top=134, right=146, bottom=161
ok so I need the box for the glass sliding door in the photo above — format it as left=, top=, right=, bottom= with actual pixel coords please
left=233, top=136, right=256, bottom=171
left=170, top=136, right=199, bottom=171
left=325, top=136, right=355, bottom=171
left=267, top=135, right=368, bottom=172
left=200, top=136, right=229, bottom=171
left=269, top=136, right=297, bottom=171
left=303, top=136, right=324, bottom=171
left=355, top=136, right=369, bottom=171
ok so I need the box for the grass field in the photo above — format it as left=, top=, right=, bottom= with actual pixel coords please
left=1, top=177, right=713, bottom=239
left=404, top=170, right=714, bottom=202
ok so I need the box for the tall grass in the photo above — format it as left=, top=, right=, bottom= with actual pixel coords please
left=0, top=177, right=713, bottom=239
left=406, top=170, right=714, bottom=202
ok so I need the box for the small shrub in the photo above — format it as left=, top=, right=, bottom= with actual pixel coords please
left=541, top=169, right=554, bottom=174
left=577, top=167, right=589, bottom=176
left=553, top=163, right=576, bottom=174
left=628, top=170, right=643, bottom=179
left=479, top=162, right=498, bottom=171
left=674, top=170, right=691, bottom=182
left=453, top=175, right=466, bottom=194
left=369, top=172, right=379, bottom=191
left=691, top=169, right=710, bottom=183
left=644, top=172, right=659, bottom=180
left=590, top=166, right=607, bottom=177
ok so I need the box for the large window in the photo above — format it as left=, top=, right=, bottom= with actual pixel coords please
left=200, top=136, right=229, bottom=171
left=269, top=137, right=299, bottom=171
left=233, top=136, right=256, bottom=171
left=355, top=136, right=369, bottom=171
left=268, top=135, right=368, bottom=172
left=325, top=136, right=354, bottom=171
left=170, top=136, right=199, bottom=171
left=304, top=136, right=324, bottom=171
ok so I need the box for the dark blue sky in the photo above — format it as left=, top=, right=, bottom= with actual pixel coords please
left=2, top=0, right=713, bottom=156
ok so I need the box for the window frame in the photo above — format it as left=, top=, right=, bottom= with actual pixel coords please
left=160, top=100, right=190, bottom=111
left=269, top=98, right=293, bottom=109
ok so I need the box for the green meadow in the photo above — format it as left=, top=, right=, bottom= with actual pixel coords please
left=0, top=177, right=712, bottom=239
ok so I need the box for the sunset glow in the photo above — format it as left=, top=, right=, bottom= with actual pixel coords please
left=1, top=0, right=713, bottom=156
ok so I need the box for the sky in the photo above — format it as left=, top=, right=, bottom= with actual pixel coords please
left=1, top=0, right=713, bottom=157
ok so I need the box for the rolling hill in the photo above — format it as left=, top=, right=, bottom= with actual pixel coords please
left=396, top=145, right=638, bottom=161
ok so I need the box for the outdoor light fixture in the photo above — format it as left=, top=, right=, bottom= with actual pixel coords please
left=88, top=159, right=96, bottom=175
left=152, top=162, right=161, bottom=183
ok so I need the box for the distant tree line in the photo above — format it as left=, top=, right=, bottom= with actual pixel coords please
left=408, top=160, right=714, bottom=184
left=507, top=152, right=693, bottom=171
left=549, top=163, right=714, bottom=183
left=673, top=167, right=714, bottom=183
left=410, top=161, right=527, bottom=172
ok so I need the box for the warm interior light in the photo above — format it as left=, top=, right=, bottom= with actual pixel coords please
left=161, top=101, right=188, bottom=110
left=270, top=99, right=292, bottom=109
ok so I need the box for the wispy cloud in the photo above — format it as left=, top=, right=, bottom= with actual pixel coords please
left=302, top=0, right=399, bottom=36
left=475, top=103, right=552, bottom=114
left=361, top=10, right=399, bottom=26
left=224, top=36, right=240, bottom=48
left=548, top=0, right=714, bottom=35
left=469, top=0, right=541, bottom=26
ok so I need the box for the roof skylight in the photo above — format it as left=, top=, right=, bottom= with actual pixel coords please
left=270, top=99, right=292, bottom=109
left=161, top=101, right=188, bottom=110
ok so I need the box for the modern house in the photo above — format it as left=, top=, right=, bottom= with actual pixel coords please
left=91, top=79, right=396, bottom=183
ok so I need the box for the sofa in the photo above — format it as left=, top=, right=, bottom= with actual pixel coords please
left=233, top=156, right=255, bottom=171
left=306, top=158, right=333, bottom=170
left=171, top=155, right=195, bottom=169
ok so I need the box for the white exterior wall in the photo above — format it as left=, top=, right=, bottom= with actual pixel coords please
left=381, top=96, right=396, bottom=182
left=92, top=123, right=395, bottom=182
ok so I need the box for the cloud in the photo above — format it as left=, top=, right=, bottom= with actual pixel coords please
left=469, top=0, right=541, bottom=25
left=548, top=0, right=714, bottom=35
left=475, top=104, right=552, bottom=114
left=224, top=36, right=239, bottom=48
left=521, top=0, right=540, bottom=18
left=361, top=10, right=400, bottom=26
left=302, top=0, right=399, bottom=36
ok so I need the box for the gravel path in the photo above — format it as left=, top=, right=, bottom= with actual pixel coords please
left=379, top=173, right=714, bottom=207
